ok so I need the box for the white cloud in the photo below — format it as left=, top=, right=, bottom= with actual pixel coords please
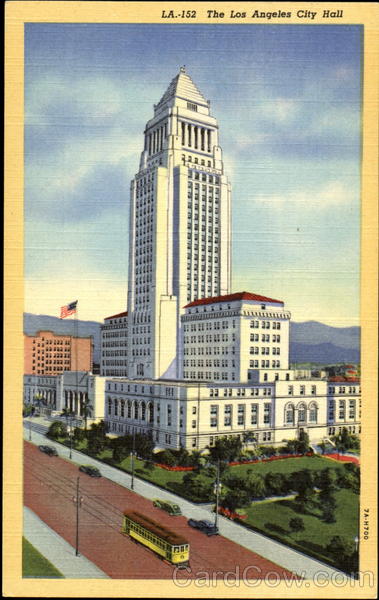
left=255, top=181, right=357, bottom=208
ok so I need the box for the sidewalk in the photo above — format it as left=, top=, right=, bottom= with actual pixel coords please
left=24, top=507, right=109, bottom=579
left=24, top=422, right=349, bottom=579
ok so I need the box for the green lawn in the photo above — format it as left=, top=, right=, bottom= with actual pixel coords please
left=243, top=488, right=358, bottom=567
left=229, top=455, right=343, bottom=476
left=57, top=436, right=346, bottom=497
left=22, top=538, right=64, bottom=578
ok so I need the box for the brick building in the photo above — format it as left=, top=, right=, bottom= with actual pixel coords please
left=24, top=330, right=93, bottom=375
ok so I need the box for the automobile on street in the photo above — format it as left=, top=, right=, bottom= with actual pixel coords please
left=187, top=518, right=219, bottom=536
left=152, top=498, right=182, bottom=515
left=79, top=465, right=102, bottom=477
left=38, top=445, right=58, bottom=457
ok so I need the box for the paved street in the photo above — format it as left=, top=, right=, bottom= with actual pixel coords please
left=23, top=419, right=347, bottom=579
left=24, top=440, right=297, bottom=579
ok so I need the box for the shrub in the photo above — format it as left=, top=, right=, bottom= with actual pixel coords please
left=264, top=472, right=290, bottom=496
left=156, top=450, right=177, bottom=467
left=289, top=517, right=305, bottom=533
left=47, top=421, right=67, bottom=440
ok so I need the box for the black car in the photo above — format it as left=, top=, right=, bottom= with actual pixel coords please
left=79, top=465, right=102, bottom=477
left=38, top=445, right=58, bottom=457
left=188, top=518, right=219, bottom=536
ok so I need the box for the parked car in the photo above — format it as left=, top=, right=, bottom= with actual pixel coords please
left=152, top=498, right=182, bottom=515
left=38, top=445, right=58, bottom=457
left=187, top=518, right=219, bottom=536
left=79, top=465, right=102, bottom=477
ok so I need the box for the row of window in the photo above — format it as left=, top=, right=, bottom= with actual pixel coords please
left=210, top=387, right=273, bottom=397
left=250, top=321, right=282, bottom=329
left=32, top=339, right=71, bottom=345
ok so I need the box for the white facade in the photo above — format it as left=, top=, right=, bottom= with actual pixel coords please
left=100, top=311, right=128, bottom=377
left=24, top=372, right=106, bottom=426
left=104, top=375, right=360, bottom=451
left=127, top=67, right=231, bottom=381
left=98, top=69, right=361, bottom=450
left=181, top=292, right=290, bottom=382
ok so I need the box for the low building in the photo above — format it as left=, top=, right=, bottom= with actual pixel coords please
left=100, top=311, right=128, bottom=377
left=24, top=330, right=93, bottom=375
left=104, top=372, right=361, bottom=451
left=23, top=372, right=106, bottom=427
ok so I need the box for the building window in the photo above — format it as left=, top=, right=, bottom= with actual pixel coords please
left=298, top=404, right=306, bottom=423
left=285, top=404, right=294, bottom=424
left=263, top=403, right=271, bottom=425
left=309, top=403, right=317, bottom=423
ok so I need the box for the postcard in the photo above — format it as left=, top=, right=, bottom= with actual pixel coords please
left=4, top=1, right=378, bottom=598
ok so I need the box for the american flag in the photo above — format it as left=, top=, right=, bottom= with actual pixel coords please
left=60, top=300, right=78, bottom=319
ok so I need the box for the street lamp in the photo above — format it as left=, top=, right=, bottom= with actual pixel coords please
left=131, top=427, right=135, bottom=491
left=72, top=476, right=83, bottom=556
left=214, top=459, right=222, bottom=528
left=69, top=415, right=73, bottom=460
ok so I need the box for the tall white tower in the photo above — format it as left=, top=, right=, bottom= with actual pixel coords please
left=127, top=68, right=231, bottom=380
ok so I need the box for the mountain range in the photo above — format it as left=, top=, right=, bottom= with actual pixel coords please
left=23, top=313, right=360, bottom=366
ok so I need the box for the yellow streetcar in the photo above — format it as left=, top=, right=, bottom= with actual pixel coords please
left=122, top=510, right=190, bottom=568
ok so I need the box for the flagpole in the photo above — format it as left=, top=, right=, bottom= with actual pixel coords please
left=75, top=301, right=79, bottom=427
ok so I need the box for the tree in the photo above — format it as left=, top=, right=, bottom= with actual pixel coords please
left=289, top=517, right=305, bottom=533
left=86, top=420, right=107, bottom=456
left=182, top=473, right=213, bottom=501
left=245, top=473, right=266, bottom=499
left=47, top=421, right=67, bottom=440
left=73, top=427, right=86, bottom=444
left=81, top=398, right=93, bottom=432
left=289, top=469, right=315, bottom=511
left=326, top=536, right=356, bottom=571
left=111, top=435, right=132, bottom=463
left=222, top=489, right=250, bottom=512
left=319, top=491, right=337, bottom=523
left=134, top=433, right=154, bottom=460
left=264, top=472, right=289, bottom=496
left=297, top=430, right=310, bottom=454
left=208, top=436, right=243, bottom=463
left=158, top=450, right=176, bottom=467
left=316, top=468, right=338, bottom=493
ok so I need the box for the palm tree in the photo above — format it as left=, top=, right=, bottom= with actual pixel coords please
left=81, top=398, right=93, bottom=432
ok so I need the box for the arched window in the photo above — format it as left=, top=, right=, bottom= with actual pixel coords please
left=120, top=400, right=125, bottom=418
left=308, top=402, right=318, bottom=423
left=298, top=403, right=306, bottom=423
left=285, top=403, right=295, bottom=424
left=107, top=397, right=112, bottom=415
left=141, top=402, right=146, bottom=421
left=134, top=402, right=139, bottom=420
left=127, top=401, right=132, bottom=419
left=114, top=398, right=118, bottom=416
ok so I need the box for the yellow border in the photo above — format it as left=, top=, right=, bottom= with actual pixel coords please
left=4, top=2, right=378, bottom=597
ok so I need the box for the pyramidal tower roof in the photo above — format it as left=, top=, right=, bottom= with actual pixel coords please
left=156, top=66, right=208, bottom=109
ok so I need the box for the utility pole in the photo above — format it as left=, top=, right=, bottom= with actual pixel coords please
left=131, top=427, right=135, bottom=491
left=214, top=458, right=221, bottom=528
left=72, top=476, right=83, bottom=556
left=69, top=414, right=73, bottom=460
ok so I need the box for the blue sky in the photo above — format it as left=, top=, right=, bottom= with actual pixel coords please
left=25, top=24, right=362, bottom=326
